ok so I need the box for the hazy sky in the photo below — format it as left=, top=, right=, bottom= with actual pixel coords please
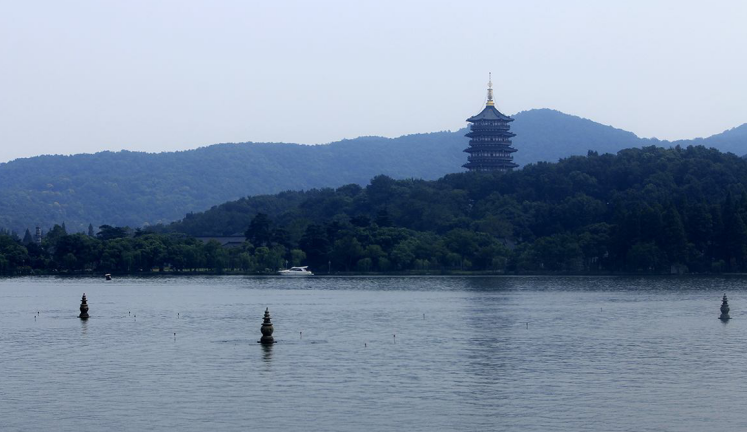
left=1, top=0, right=746, bottom=163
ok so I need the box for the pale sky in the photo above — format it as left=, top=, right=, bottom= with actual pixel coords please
left=1, top=0, right=746, bottom=163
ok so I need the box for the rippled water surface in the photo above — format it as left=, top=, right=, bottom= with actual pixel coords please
left=3, top=275, right=747, bottom=431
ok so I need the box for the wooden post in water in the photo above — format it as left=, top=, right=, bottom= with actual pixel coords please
left=720, top=293, right=731, bottom=321
left=78, top=293, right=89, bottom=320
left=258, top=308, right=275, bottom=344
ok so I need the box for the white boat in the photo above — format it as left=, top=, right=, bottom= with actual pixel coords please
left=278, top=266, right=314, bottom=276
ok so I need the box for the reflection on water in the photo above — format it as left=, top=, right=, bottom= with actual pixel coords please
left=3, top=275, right=747, bottom=431
left=261, top=342, right=273, bottom=363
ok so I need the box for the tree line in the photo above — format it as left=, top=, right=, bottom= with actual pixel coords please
left=0, top=218, right=510, bottom=275
left=0, top=224, right=289, bottom=275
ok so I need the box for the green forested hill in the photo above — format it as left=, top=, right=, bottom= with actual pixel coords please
left=3, top=145, right=747, bottom=274
left=1, top=108, right=745, bottom=233
left=161, top=145, right=747, bottom=273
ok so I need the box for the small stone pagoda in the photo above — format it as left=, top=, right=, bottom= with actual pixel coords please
left=258, top=308, right=275, bottom=344
left=78, top=293, right=89, bottom=320
left=463, top=73, right=518, bottom=172
left=719, top=293, right=731, bottom=321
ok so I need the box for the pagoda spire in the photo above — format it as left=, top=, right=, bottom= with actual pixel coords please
left=486, top=72, right=494, bottom=107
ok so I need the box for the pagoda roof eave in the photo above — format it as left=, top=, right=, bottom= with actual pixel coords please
left=464, top=163, right=519, bottom=167
left=463, top=147, right=518, bottom=153
left=466, top=105, right=514, bottom=122
left=462, top=162, right=519, bottom=170
left=465, top=131, right=516, bottom=138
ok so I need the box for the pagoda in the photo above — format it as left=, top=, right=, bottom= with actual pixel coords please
left=463, top=73, right=518, bottom=172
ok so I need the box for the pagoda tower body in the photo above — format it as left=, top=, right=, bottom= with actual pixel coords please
left=463, top=74, right=518, bottom=172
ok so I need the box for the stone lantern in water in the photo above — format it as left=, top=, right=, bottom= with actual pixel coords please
left=259, top=308, right=275, bottom=344
left=78, top=293, right=89, bottom=320
left=719, top=294, right=731, bottom=321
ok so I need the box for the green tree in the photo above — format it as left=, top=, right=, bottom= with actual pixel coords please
left=0, top=235, right=29, bottom=273
left=290, top=249, right=306, bottom=266
left=54, top=233, right=102, bottom=271
left=245, top=213, right=273, bottom=247
left=356, top=257, right=372, bottom=272
left=97, top=225, right=130, bottom=241
left=62, top=253, right=78, bottom=271
left=390, top=240, right=416, bottom=270
left=661, top=206, right=688, bottom=265
left=22, top=229, right=33, bottom=245
left=237, top=252, right=255, bottom=272
left=255, top=246, right=283, bottom=271
left=299, top=224, right=330, bottom=269
left=332, top=236, right=364, bottom=270
left=44, top=224, right=68, bottom=249
left=627, top=241, right=662, bottom=272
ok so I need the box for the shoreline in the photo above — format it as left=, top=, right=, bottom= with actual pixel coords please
left=4, top=271, right=747, bottom=278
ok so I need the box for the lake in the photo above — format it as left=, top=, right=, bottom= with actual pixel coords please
left=1, top=275, right=746, bottom=431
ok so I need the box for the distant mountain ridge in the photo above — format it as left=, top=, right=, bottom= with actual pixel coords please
left=0, top=108, right=745, bottom=233
left=670, top=123, right=747, bottom=156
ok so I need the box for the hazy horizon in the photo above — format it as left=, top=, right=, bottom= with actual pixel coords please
left=1, top=0, right=746, bottom=163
